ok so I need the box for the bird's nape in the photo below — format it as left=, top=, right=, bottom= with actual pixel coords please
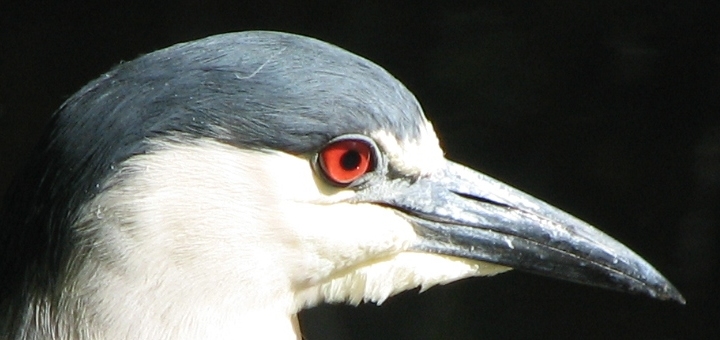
left=0, top=31, right=683, bottom=340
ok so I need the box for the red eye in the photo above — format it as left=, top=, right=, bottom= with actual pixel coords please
left=318, top=139, right=374, bottom=185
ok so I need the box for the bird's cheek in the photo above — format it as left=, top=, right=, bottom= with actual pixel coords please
left=280, top=202, right=417, bottom=288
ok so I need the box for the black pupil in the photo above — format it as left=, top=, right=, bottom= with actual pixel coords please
left=340, top=150, right=362, bottom=170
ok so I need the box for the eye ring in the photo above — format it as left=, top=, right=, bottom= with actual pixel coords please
left=315, top=135, right=377, bottom=186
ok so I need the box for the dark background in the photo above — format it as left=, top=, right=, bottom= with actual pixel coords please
left=1, top=1, right=718, bottom=339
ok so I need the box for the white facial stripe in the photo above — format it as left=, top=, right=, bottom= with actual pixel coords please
left=371, top=121, right=445, bottom=177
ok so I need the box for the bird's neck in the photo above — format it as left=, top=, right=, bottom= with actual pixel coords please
left=21, top=143, right=309, bottom=339
left=30, top=290, right=301, bottom=340
left=32, top=216, right=304, bottom=340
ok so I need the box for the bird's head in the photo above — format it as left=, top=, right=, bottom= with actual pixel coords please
left=1, top=31, right=682, bottom=339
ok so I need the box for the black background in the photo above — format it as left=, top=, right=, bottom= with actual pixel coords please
left=1, top=1, right=718, bottom=339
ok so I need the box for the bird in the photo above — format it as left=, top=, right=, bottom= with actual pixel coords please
left=0, top=31, right=684, bottom=340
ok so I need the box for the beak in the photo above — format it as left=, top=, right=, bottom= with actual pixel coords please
left=379, top=160, right=685, bottom=303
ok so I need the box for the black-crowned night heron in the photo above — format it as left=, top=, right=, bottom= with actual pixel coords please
left=0, top=31, right=683, bottom=339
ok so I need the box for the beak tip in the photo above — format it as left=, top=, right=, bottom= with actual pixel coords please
left=616, top=260, right=686, bottom=305
left=658, top=284, right=686, bottom=305
left=632, top=272, right=685, bottom=304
